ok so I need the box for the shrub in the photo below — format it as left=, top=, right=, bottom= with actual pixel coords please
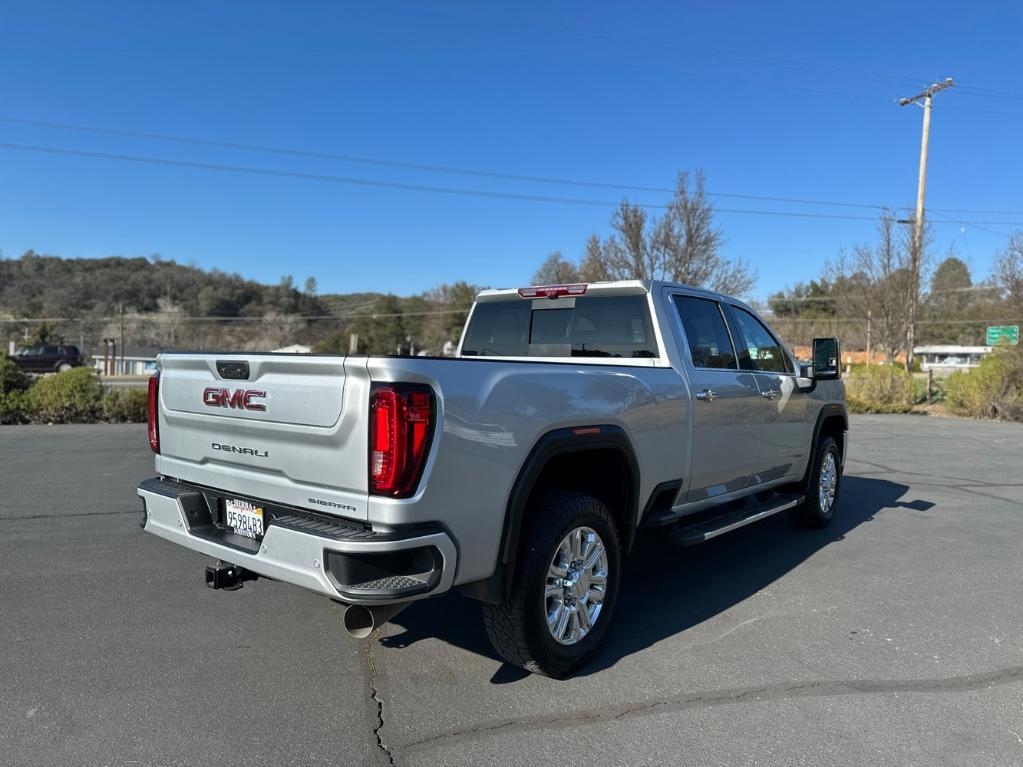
left=102, top=388, right=149, bottom=422
left=0, top=354, right=32, bottom=423
left=0, top=353, right=31, bottom=395
left=25, top=367, right=104, bottom=423
left=845, top=365, right=914, bottom=414
left=0, top=390, right=29, bottom=424
left=946, top=347, right=1023, bottom=421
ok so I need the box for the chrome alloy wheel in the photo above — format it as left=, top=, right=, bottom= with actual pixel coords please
left=544, top=526, right=609, bottom=645
left=818, top=451, right=838, bottom=513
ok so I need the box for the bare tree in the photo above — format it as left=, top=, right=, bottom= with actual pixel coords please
left=579, top=235, right=612, bottom=282
left=994, top=233, right=1023, bottom=314
left=655, top=170, right=749, bottom=291
left=151, top=298, right=186, bottom=347
left=566, top=171, right=755, bottom=296
left=248, top=311, right=305, bottom=351
left=827, top=215, right=913, bottom=364
left=416, top=282, right=479, bottom=353
left=532, top=252, right=582, bottom=285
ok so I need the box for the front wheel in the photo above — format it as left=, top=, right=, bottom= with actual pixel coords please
left=789, top=435, right=842, bottom=528
left=481, top=492, right=622, bottom=678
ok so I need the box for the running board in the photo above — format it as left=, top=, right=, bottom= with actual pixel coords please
left=667, top=493, right=804, bottom=546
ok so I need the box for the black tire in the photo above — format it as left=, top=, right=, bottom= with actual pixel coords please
left=56, top=362, right=72, bottom=373
left=789, top=435, right=842, bottom=529
left=481, top=492, right=622, bottom=678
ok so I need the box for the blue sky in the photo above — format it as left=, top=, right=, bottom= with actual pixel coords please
left=1, top=1, right=1021, bottom=301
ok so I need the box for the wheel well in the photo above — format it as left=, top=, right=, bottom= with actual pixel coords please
left=819, top=415, right=846, bottom=459
left=459, top=429, right=640, bottom=605
left=524, top=448, right=636, bottom=552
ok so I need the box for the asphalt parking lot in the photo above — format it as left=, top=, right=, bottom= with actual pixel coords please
left=2, top=415, right=1022, bottom=766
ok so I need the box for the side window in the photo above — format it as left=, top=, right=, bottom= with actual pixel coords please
left=672, top=296, right=737, bottom=370
left=729, top=307, right=792, bottom=374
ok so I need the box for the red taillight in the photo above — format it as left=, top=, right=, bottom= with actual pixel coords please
left=148, top=373, right=160, bottom=453
left=369, top=383, right=435, bottom=497
left=517, top=283, right=588, bottom=299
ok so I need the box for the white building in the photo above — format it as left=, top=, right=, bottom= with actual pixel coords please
left=92, top=345, right=161, bottom=376
left=913, top=345, right=992, bottom=373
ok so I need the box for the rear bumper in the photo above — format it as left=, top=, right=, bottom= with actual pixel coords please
left=138, top=477, right=457, bottom=606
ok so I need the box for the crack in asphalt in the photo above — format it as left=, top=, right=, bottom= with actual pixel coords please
left=396, top=666, right=1023, bottom=753
left=956, top=486, right=1023, bottom=507
left=362, top=640, right=398, bottom=767
left=0, top=509, right=138, bottom=521
left=847, top=459, right=1021, bottom=489
left=846, top=460, right=1023, bottom=504
left=847, top=458, right=980, bottom=485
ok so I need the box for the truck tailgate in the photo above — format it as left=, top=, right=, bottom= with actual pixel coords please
left=155, top=353, right=371, bottom=520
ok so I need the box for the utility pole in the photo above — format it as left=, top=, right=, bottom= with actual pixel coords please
left=119, top=303, right=126, bottom=376
left=866, top=309, right=872, bottom=367
left=899, top=77, right=954, bottom=370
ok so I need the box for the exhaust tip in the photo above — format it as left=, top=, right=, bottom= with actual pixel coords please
left=343, top=605, right=376, bottom=639
left=342, top=603, right=409, bottom=639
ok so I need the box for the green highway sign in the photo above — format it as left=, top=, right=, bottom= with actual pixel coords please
left=986, top=325, right=1019, bottom=346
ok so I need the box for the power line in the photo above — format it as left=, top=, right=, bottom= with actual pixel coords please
left=930, top=209, right=1015, bottom=240
left=553, top=23, right=1023, bottom=113
left=3, top=115, right=1020, bottom=216
left=928, top=206, right=1023, bottom=215
left=0, top=116, right=674, bottom=196
left=943, top=103, right=1023, bottom=119
left=556, top=23, right=1023, bottom=112
left=0, top=115, right=885, bottom=210
left=2, top=140, right=1022, bottom=226
left=955, top=84, right=1023, bottom=102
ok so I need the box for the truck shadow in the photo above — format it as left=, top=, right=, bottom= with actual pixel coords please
left=381, top=476, right=933, bottom=683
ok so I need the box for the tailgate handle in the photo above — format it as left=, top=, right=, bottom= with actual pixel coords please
left=216, top=360, right=250, bottom=380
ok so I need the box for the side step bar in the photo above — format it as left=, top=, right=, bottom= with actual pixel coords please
left=668, top=493, right=804, bottom=546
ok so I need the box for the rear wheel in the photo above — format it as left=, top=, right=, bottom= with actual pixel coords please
left=481, top=492, right=621, bottom=678
left=56, top=362, right=72, bottom=373
left=789, top=435, right=842, bottom=528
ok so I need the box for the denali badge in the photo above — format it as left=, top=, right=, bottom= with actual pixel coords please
left=203, top=387, right=267, bottom=411
left=212, top=442, right=269, bottom=458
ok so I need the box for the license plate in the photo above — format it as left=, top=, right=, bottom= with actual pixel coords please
left=225, top=498, right=264, bottom=539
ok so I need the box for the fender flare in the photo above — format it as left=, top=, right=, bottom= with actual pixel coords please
left=801, top=403, right=849, bottom=487
left=463, top=425, right=640, bottom=604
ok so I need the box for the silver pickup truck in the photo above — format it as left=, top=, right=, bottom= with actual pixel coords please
left=138, top=280, right=846, bottom=677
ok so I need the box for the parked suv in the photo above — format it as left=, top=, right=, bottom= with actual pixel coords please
left=12, top=344, right=84, bottom=373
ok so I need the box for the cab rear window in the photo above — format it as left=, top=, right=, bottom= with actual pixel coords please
left=461, top=295, right=658, bottom=359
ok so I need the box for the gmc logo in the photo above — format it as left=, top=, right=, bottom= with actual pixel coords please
left=203, top=387, right=267, bottom=412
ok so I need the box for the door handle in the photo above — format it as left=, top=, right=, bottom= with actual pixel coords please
left=760, top=389, right=779, bottom=400
left=695, top=389, right=717, bottom=402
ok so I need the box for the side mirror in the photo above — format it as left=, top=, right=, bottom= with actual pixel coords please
left=812, top=337, right=841, bottom=380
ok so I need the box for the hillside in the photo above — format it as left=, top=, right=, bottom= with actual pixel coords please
left=0, top=251, right=476, bottom=355
left=0, top=250, right=328, bottom=319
